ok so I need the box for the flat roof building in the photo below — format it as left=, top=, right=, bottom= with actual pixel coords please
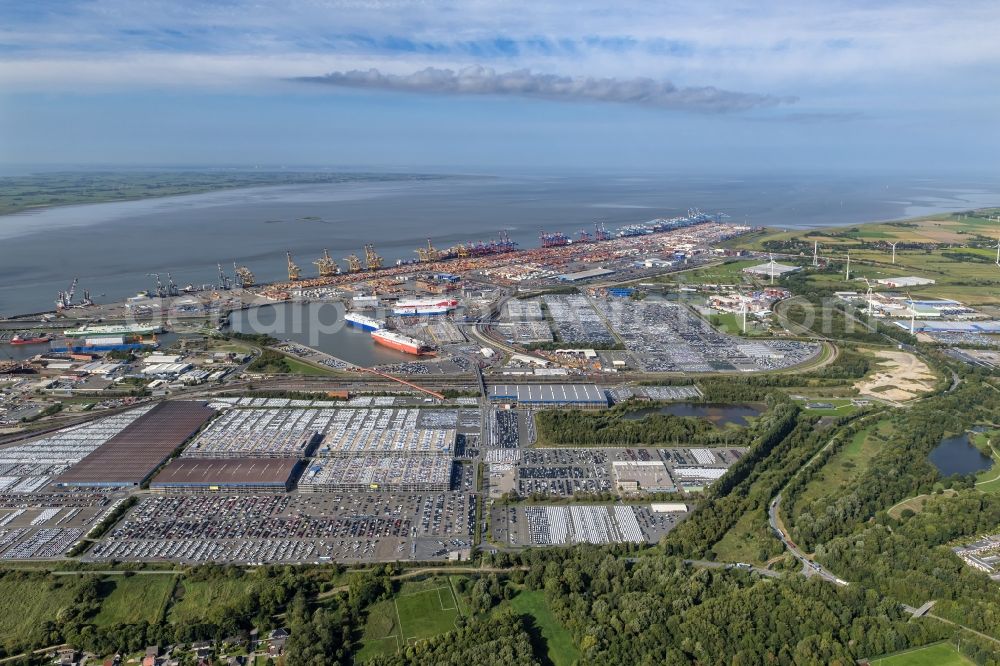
left=488, top=383, right=607, bottom=408
left=743, top=262, right=801, bottom=277
left=558, top=267, right=615, bottom=282
left=612, top=461, right=674, bottom=492
left=150, top=458, right=300, bottom=493
left=55, top=401, right=215, bottom=488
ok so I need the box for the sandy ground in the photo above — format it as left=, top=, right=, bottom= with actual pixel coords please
left=855, top=350, right=936, bottom=402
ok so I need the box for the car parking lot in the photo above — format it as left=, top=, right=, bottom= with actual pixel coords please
left=487, top=409, right=520, bottom=449
left=492, top=503, right=679, bottom=546
left=542, top=294, right=617, bottom=346
left=89, top=491, right=476, bottom=563
left=593, top=298, right=819, bottom=372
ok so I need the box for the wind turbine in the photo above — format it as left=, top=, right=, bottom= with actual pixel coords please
left=737, top=291, right=749, bottom=334
left=862, top=278, right=874, bottom=316
left=812, top=241, right=819, bottom=267
left=907, top=291, right=916, bottom=334
left=768, top=253, right=777, bottom=285
left=890, top=242, right=898, bottom=264
left=994, top=236, right=1000, bottom=267
left=845, top=251, right=851, bottom=281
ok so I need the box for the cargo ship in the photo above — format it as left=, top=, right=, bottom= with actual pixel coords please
left=345, top=312, right=384, bottom=331
left=370, top=329, right=430, bottom=355
left=10, top=333, right=52, bottom=345
left=64, top=323, right=163, bottom=338
left=50, top=335, right=158, bottom=353
left=391, top=298, right=458, bottom=316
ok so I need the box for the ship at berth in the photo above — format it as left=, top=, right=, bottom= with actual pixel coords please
left=344, top=312, right=383, bottom=331
left=370, top=329, right=430, bottom=355
left=64, top=323, right=163, bottom=337
left=391, top=298, right=458, bottom=316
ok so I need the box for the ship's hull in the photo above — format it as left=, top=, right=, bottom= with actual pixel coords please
left=370, top=331, right=427, bottom=355
left=392, top=306, right=452, bottom=316
left=64, top=324, right=162, bottom=337
left=10, top=336, right=50, bottom=345
left=345, top=314, right=383, bottom=331
left=391, top=299, right=458, bottom=316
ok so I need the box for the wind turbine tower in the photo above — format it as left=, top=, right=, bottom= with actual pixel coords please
left=863, top=278, right=874, bottom=316
left=812, top=241, right=819, bottom=267
left=995, top=236, right=1000, bottom=267
left=890, top=242, right=898, bottom=264
left=845, top=251, right=851, bottom=281
left=768, top=253, right=777, bottom=285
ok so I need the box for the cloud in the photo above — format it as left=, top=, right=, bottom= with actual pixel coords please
left=295, top=66, right=796, bottom=113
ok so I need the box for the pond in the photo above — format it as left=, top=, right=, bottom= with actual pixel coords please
left=621, top=403, right=764, bottom=427
left=928, top=433, right=994, bottom=476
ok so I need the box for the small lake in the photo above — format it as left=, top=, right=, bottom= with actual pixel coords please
left=229, top=301, right=415, bottom=367
left=621, top=403, right=764, bottom=427
left=928, top=433, right=994, bottom=476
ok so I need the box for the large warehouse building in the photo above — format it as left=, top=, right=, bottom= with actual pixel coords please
left=55, top=401, right=215, bottom=488
left=488, top=383, right=608, bottom=409
left=150, top=458, right=301, bottom=493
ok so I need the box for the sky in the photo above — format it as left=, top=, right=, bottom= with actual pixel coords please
left=0, top=0, right=998, bottom=173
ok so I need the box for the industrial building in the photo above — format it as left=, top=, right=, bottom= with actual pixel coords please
left=877, top=276, right=935, bottom=287
left=558, top=267, right=615, bottom=282
left=612, top=461, right=674, bottom=492
left=743, top=262, right=801, bottom=277
left=150, top=458, right=300, bottom=493
left=298, top=455, right=453, bottom=492
left=488, top=383, right=608, bottom=408
left=55, top=401, right=215, bottom=488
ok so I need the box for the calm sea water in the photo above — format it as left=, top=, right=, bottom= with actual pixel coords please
left=1, top=172, right=998, bottom=316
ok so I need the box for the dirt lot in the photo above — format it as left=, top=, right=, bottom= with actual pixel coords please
left=855, top=350, right=936, bottom=402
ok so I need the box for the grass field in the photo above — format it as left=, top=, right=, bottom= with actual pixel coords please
left=745, top=210, right=1000, bottom=305
left=508, top=590, right=580, bottom=666
left=793, top=421, right=888, bottom=516
left=167, top=577, right=254, bottom=625
left=672, top=259, right=764, bottom=285
left=0, top=576, right=84, bottom=647
left=887, top=489, right=958, bottom=520
left=356, top=579, right=463, bottom=662
left=284, top=357, right=340, bottom=376
left=711, top=510, right=774, bottom=564
left=867, top=641, right=972, bottom=665
left=973, top=430, right=1000, bottom=493
left=798, top=398, right=861, bottom=416
left=93, top=575, right=176, bottom=626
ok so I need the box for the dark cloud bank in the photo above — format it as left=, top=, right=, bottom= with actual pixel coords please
left=295, top=65, right=797, bottom=113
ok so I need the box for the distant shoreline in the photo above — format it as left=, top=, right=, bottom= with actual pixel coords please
left=0, top=170, right=465, bottom=217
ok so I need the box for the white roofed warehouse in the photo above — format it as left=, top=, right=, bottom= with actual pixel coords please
left=488, top=383, right=608, bottom=409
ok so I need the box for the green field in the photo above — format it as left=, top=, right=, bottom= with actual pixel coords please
left=868, top=641, right=972, bottom=665
left=0, top=575, right=85, bottom=649
left=973, top=430, right=1000, bottom=493
left=168, top=577, right=253, bottom=625
left=798, top=398, right=861, bottom=416
left=794, top=421, right=888, bottom=515
left=744, top=210, right=1000, bottom=305
left=92, top=575, right=177, bottom=626
left=507, top=590, right=581, bottom=666
left=665, top=259, right=763, bottom=285
left=356, top=579, right=463, bottom=662
left=283, top=357, right=340, bottom=376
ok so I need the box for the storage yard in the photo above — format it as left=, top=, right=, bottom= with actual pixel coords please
left=592, top=298, right=820, bottom=372
left=494, top=504, right=678, bottom=546
left=0, top=390, right=745, bottom=561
